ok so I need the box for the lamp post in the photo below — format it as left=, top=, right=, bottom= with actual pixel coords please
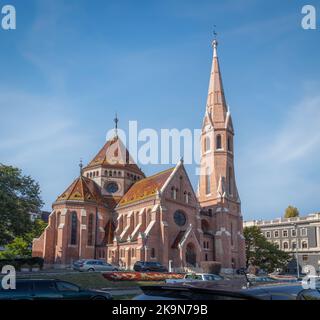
left=293, top=223, right=300, bottom=279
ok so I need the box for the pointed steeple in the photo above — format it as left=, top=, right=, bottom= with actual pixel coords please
left=206, top=39, right=228, bottom=123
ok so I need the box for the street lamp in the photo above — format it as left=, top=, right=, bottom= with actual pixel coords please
left=292, top=223, right=300, bottom=279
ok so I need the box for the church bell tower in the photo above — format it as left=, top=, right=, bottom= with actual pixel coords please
left=198, top=38, right=245, bottom=271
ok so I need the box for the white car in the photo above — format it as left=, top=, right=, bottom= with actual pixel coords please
left=73, top=259, right=119, bottom=272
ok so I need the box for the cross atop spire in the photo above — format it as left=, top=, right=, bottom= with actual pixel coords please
left=212, top=25, right=218, bottom=58
left=79, top=158, right=83, bottom=176
left=114, top=113, right=119, bottom=137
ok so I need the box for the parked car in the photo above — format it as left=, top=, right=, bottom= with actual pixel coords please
left=246, top=275, right=278, bottom=284
left=134, top=279, right=320, bottom=300
left=166, top=273, right=224, bottom=284
left=0, top=279, right=112, bottom=300
left=73, top=259, right=119, bottom=272
left=133, top=261, right=168, bottom=272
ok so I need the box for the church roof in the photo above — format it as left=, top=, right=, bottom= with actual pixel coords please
left=84, top=136, right=145, bottom=176
left=55, top=175, right=104, bottom=204
left=118, top=167, right=175, bottom=207
left=205, top=39, right=229, bottom=125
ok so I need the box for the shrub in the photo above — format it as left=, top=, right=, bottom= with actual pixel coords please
left=0, top=257, right=44, bottom=270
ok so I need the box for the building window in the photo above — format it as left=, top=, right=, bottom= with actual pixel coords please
left=302, top=255, right=308, bottom=261
left=174, top=210, right=186, bottom=227
left=300, top=228, right=307, bottom=236
left=171, top=187, right=177, bottom=200
left=184, top=192, right=190, bottom=204
left=204, top=136, right=210, bottom=152
left=150, top=248, right=156, bottom=258
left=274, top=242, right=280, bottom=249
left=205, top=167, right=211, bottom=195
left=87, top=213, right=94, bottom=246
left=302, top=241, right=308, bottom=249
left=274, top=230, right=279, bottom=238
left=216, top=134, right=222, bottom=150
left=70, top=212, right=77, bottom=245
left=228, top=167, right=233, bottom=195
left=205, top=254, right=208, bottom=261
left=292, top=242, right=297, bottom=250
left=230, top=223, right=234, bottom=246
left=282, top=230, right=288, bottom=237
left=291, top=229, right=297, bottom=237
left=266, top=231, right=271, bottom=238
left=283, top=242, right=289, bottom=250
left=227, top=136, right=232, bottom=152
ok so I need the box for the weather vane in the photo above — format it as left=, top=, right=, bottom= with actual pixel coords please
left=213, top=25, right=218, bottom=40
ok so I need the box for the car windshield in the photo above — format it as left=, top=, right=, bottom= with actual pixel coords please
left=204, top=275, right=222, bottom=281
left=56, top=281, right=80, bottom=292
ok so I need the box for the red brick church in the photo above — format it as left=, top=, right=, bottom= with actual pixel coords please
left=32, top=39, right=246, bottom=272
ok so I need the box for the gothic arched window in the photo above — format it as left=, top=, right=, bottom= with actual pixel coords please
left=227, top=136, right=232, bottom=152
left=216, top=134, right=222, bottom=150
left=87, top=213, right=94, bottom=246
left=204, top=136, right=210, bottom=152
left=205, top=167, right=211, bottom=195
left=228, top=167, right=233, bottom=195
left=70, top=212, right=78, bottom=245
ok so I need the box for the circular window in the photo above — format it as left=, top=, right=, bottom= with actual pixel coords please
left=105, top=182, right=119, bottom=194
left=174, top=210, right=186, bottom=226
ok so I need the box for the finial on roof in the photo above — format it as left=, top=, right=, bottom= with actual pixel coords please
left=79, top=158, right=83, bottom=176
left=114, top=113, right=119, bottom=138
left=212, top=25, right=218, bottom=57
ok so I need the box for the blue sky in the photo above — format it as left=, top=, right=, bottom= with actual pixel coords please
left=0, top=0, right=319, bottom=220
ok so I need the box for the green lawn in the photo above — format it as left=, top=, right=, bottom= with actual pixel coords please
left=16, top=272, right=163, bottom=290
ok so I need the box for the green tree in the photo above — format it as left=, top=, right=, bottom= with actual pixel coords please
left=244, top=226, right=291, bottom=273
left=0, top=164, right=43, bottom=245
left=0, top=237, right=31, bottom=259
left=24, top=218, right=47, bottom=244
left=284, top=206, right=299, bottom=218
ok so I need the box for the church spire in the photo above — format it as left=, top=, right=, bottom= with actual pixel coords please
left=206, top=37, right=228, bottom=122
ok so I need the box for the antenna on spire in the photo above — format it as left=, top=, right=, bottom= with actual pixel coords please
left=79, top=158, right=83, bottom=176
left=114, top=113, right=119, bottom=138
left=212, top=25, right=218, bottom=57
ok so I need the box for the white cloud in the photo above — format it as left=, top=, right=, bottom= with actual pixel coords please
left=240, top=93, right=320, bottom=220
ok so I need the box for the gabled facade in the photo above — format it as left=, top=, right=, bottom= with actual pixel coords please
left=32, top=39, right=246, bottom=271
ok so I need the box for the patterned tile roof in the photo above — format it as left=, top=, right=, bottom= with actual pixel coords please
left=85, top=136, right=144, bottom=176
left=118, top=167, right=174, bottom=207
left=56, top=175, right=104, bottom=204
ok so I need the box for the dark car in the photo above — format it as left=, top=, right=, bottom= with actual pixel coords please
left=0, top=279, right=112, bottom=300
left=134, top=279, right=320, bottom=300
left=133, top=261, right=168, bottom=272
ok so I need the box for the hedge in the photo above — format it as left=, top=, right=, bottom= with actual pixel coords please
left=0, top=257, right=44, bottom=270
